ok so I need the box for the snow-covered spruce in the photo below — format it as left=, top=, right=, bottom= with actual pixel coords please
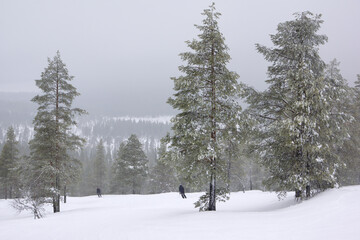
left=245, top=12, right=351, bottom=198
left=165, top=3, right=244, bottom=211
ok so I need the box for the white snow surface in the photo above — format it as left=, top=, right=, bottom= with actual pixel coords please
left=1, top=186, right=360, bottom=240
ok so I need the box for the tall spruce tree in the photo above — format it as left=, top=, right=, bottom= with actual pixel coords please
left=29, top=51, right=85, bottom=213
left=93, top=139, right=106, bottom=191
left=246, top=12, right=347, bottom=198
left=166, top=3, right=243, bottom=211
left=113, top=135, right=148, bottom=194
left=0, top=127, right=19, bottom=199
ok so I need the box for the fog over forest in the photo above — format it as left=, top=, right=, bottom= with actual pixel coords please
left=1, top=0, right=359, bottom=116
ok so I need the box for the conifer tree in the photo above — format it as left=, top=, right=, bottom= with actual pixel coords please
left=246, top=12, right=348, bottom=198
left=29, top=51, right=85, bottom=213
left=166, top=3, right=243, bottom=210
left=338, top=74, right=360, bottom=184
left=324, top=59, right=350, bottom=110
left=111, top=142, right=126, bottom=194
left=93, top=139, right=106, bottom=191
left=0, top=127, right=19, bottom=199
left=113, top=135, right=148, bottom=194
left=149, top=142, right=177, bottom=193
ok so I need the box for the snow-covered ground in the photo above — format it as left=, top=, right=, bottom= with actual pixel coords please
left=1, top=186, right=359, bottom=240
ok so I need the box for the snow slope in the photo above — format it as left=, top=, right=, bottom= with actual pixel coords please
left=1, top=186, right=359, bottom=240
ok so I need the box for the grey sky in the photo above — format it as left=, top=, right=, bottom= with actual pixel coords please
left=1, top=0, right=359, bottom=115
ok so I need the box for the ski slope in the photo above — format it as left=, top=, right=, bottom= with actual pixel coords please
left=1, top=186, right=359, bottom=240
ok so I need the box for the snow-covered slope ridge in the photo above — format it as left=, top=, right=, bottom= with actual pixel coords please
left=1, top=186, right=359, bottom=240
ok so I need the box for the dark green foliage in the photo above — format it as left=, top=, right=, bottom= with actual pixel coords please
left=113, top=134, right=148, bottom=194
left=0, top=127, right=20, bottom=199
left=166, top=3, right=243, bottom=210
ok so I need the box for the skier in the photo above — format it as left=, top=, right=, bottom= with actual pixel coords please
left=179, top=185, right=186, bottom=199
left=96, top=188, right=102, bottom=197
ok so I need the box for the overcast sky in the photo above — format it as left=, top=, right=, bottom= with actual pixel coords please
left=1, top=0, right=359, bottom=115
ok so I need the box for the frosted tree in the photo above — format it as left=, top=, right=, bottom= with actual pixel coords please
left=324, top=59, right=353, bottom=144
left=11, top=156, right=47, bottom=219
left=324, top=59, right=350, bottom=108
left=338, top=74, right=360, bottom=184
left=0, top=127, right=19, bottom=199
left=166, top=3, right=243, bottom=210
left=113, top=135, right=148, bottom=194
left=29, top=51, right=85, bottom=213
left=93, top=139, right=106, bottom=191
left=246, top=12, right=347, bottom=198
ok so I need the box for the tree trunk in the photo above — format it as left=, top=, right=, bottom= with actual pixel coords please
left=4, top=184, right=7, bottom=200
left=53, top=175, right=60, bottom=213
left=227, top=150, right=231, bottom=190
left=208, top=166, right=216, bottom=211
left=249, top=168, right=253, bottom=191
left=53, top=198, right=56, bottom=212
left=53, top=62, right=61, bottom=213
left=64, top=185, right=67, bottom=203
left=306, top=160, right=311, bottom=198
left=132, top=178, right=135, bottom=194
left=306, top=185, right=311, bottom=198
left=207, top=38, right=217, bottom=212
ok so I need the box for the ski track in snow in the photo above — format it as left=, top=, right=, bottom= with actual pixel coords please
left=1, top=186, right=359, bottom=240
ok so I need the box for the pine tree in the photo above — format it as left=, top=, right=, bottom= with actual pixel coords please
left=29, top=51, right=85, bottom=213
left=246, top=12, right=347, bottom=198
left=166, top=3, right=243, bottom=210
left=93, top=139, right=106, bottom=191
left=0, top=127, right=19, bottom=199
left=113, top=135, right=148, bottom=194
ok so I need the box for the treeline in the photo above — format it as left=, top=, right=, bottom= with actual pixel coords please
left=0, top=125, right=263, bottom=199
left=68, top=134, right=263, bottom=197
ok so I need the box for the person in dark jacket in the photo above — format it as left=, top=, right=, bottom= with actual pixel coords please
left=96, top=188, right=102, bottom=197
left=179, top=185, right=186, bottom=199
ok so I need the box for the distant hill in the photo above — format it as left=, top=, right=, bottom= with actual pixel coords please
left=0, top=91, right=176, bottom=122
left=0, top=92, right=172, bottom=161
